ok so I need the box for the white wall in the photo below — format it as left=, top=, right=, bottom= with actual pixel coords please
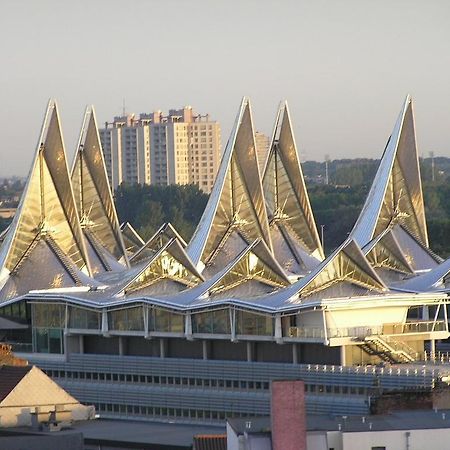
left=326, top=306, right=407, bottom=329
left=226, top=423, right=240, bottom=450
left=227, top=426, right=450, bottom=450
left=247, top=435, right=272, bottom=450
left=297, top=311, right=324, bottom=328
left=326, top=431, right=343, bottom=450
left=306, top=431, right=328, bottom=450
left=342, top=428, right=450, bottom=450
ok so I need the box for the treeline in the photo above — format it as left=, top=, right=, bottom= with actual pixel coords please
left=308, top=184, right=368, bottom=253
left=303, top=156, right=450, bottom=186
left=305, top=158, right=450, bottom=256
left=0, top=158, right=449, bottom=258
left=309, top=182, right=450, bottom=257
left=114, top=181, right=450, bottom=258
left=114, top=157, right=450, bottom=257
left=115, top=183, right=208, bottom=241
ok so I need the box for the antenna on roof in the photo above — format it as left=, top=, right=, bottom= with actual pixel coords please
left=325, top=154, right=330, bottom=185
left=122, top=98, right=126, bottom=116
left=429, top=151, right=435, bottom=182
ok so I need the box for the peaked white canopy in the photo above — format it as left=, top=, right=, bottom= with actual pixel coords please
left=263, top=101, right=324, bottom=273
left=187, top=97, right=272, bottom=271
left=351, top=96, right=428, bottom=249
left=0, top=100, right=92, bottom=294
left=71, top=106, right=129, bottom=270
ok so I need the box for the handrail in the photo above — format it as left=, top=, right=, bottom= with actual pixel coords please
left=288, top=320, right=447, bottom=340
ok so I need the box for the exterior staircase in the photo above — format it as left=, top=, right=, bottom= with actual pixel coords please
left=359, top=336, right=416, bottom=364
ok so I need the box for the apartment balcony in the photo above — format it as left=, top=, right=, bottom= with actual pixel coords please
left=287, top=319, right=449, bottom=346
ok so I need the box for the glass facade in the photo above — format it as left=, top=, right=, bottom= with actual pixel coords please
left=236, top=310, right=274, bottom=336
left=0, top=300, right=32, bottom=351
left=69, top=306, right=101, bottom=330
left=109, top=307, right=144, bottom=331
left=192, top=309, right=230, bottom=334
left=150, top=308, right=184, bottom=333
left=0, top=301, right=30, bottom=321
left=32, top=303, right=65, bottom=353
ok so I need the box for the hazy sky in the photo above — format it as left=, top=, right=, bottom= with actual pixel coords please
left=1, top=0, right=450, bottom=176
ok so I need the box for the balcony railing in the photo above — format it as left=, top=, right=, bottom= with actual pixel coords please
left=288, top=327, right=325, bottom=339
left=385, top=321, right=447, bottom=334
left=8, top=342, right=33, bottom=353
left=288, top=320, right=447, bottom=341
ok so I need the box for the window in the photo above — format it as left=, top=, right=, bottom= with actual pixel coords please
left=32, top=304, right=64, bottom=328
left=109, top=307, right=144, bottom=331
left=150, top=308, right=184, bottom=332
left=192, top=309, right=230, bottom=334
left=33, top=326, right=64, bottom=354
left=69, top=307, right=100, bottom=330
left=236, top=310, right=274, bottom=336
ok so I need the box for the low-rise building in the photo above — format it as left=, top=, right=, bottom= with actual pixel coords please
left=227, top=409, right=450, bottom=450
left=0, top=364, right=94, bottom=428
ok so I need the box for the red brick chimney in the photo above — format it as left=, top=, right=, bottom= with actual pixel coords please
left=271, top=380, right=306, bottom=450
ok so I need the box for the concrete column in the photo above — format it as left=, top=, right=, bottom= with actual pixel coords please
left=202, top=340, right=209, bottom=360
left=185, top=313, right=193, bottom=340
left=101, top=310, right=109, bottom=336
left=230, top=309, right=236, bottom=342
left=63, top=333, right=68, bottom=362
left=340, top=345, right=346, bottom=366
left=79, top=335, right=84, bottom=354
left=247, top=341, right=253, bottom=362
left=144, top=306, right=149, bottom=337
left=275, top=314, right=283, bottom=343
left=160, top=338, right=166, bottom=358
left=119, top=336, right=126, bottom=356
left=292, top=343, right=298, bottom=365
left=430, top=339, right=436, bottom=360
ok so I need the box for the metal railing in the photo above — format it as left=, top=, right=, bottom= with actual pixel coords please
left=9, top=342, right=33, bottom=353
left=365, top=336, right=415, bottom=363
left=288, top=327, right=325, bottom=339
left=288, top=320, right=447, bottom=341
left=384, top=321, right=447, bottom=335
left=423, top=351, right=450, bottom=364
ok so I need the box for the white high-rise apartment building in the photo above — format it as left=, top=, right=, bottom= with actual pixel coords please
left=99, top=107, right=221, bottom=193
left=255, top=131, right=270, bottom=173
left=99, top=115, right=150, bottom=190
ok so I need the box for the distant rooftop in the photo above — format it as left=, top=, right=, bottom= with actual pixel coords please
left=0, top=365, right=31, bottom=402
left=73, top=418, right=225, bottom=448
left=228, top=409, right=450, bottom=435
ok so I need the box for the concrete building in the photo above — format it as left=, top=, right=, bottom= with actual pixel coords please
left=255, top=131, right=270, bottom=172
left=227, top=409, right=450, bottom=450
left=1, top=97, right=450, bottom=427
left=0, top=365, right=94, bottom=428
left=100, top=107, right=221, bottom=192
left=99, top=114, right=151, bottom=190
left=0, top=415, right=224, bottom=450
left=187, top=110, right=221, bottom=193
left=0, top=429, right=84, bottom=450
left=226, top=380, right=450, bottom=449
